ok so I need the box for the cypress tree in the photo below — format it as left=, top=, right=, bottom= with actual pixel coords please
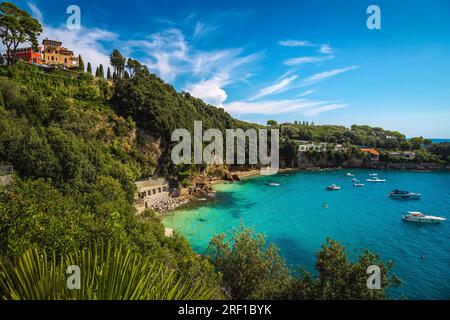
left=0, top=91, right=5, bottom=109
left=87, top=63, right=92, bottom=74
left=99, top=64, right=105, bottom=79
left=78, top=54, right=85, bottom=72
left=107, top=67, right=112, bottom=80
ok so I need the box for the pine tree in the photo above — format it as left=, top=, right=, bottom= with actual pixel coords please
left=78, top=54, right=85, bottom=72
left=110, top=50, right=126, bottom=79
left=87, top=63, right=92, bottom=74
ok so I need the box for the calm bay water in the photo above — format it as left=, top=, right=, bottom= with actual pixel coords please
left=163, top=170, right=450, bottom=299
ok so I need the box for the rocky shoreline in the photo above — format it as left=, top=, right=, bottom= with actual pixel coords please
left=151, top=197, right=192, bottom=213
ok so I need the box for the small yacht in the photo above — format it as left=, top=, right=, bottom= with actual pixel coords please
left=388, top=189, right=421, bottom=200
left=402, top=212, right=446, bottom=224
left=346, top=173, right=355, bottom=177
left=326, top=184, right=341, bottom=191
left=366, top=177, right=386, bottom=182
left=353, top=183, right=365, bottom=187
left=265, top=182, right=280, bottom=187
left=351, top=178, right=359, bottom=182
left=368, top=173, right=378, bottom=177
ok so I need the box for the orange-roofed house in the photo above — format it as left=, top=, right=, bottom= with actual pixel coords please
left=360, top=148, right=380, bottom=161
left=8, top=47, right=43, bottom=65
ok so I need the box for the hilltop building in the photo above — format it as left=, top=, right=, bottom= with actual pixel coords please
left=42, top=38, right=79, bottom=69
left=9, top=47, right=44, bottom=65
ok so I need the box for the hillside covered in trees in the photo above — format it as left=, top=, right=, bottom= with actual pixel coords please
left=0, top=58, right=405, bottom=300
left=2, top=1, right=449, bottom=301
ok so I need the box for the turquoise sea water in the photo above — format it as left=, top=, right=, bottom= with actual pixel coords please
left=430, top=139, right=450, bottom=143
left=163, top=170, right=450, bottom=299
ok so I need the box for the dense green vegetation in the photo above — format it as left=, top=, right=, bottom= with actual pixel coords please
left=0, top=62, right=222, bottom=298
left=279, top=122, right=449, bottom=165
left=0, top=60, right=406, bottom=300
left=208, top=225, right=401, bottom=300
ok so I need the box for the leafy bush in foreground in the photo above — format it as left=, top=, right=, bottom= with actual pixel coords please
left=0, top=241, right=222, bottom=300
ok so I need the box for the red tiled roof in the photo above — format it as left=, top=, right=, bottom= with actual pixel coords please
left=360, top=148, right=380, bottom=156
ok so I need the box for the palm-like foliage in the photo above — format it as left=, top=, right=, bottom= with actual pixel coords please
left=0, top=241, right=220, bottom=300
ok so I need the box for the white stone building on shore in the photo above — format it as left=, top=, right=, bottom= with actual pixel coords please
left=385, top=151, right=416, bottom=160
left=0, top=165, right=13, bottom=188
left=135, top=178, right=171, bottom=211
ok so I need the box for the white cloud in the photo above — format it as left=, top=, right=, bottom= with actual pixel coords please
left=250, top=75, right=298, bottom=101
left=303, top=103, right=348, bottom=116
left=193, top=21, right=218, bottom=39
left=284, top=55, right=334, bottom=66
left=194, top=21, right=205, bottom=38
left=279, top=40, right=314, bottom=47
left=280, top=39, right=335, bottom=55
left=225, top=98, right=347, bottom=116
left=126, top=28, right=262, bottom=93
left=28, top=3, right=43, bottom=23
left=319, top=44, right=334, bottom=54
left=302, top=66, right=359, bottom=86
left=128, top=29, right=190, bottom=82
left=298, top=90, right=315, bottom=97
left=186, top=76, right=228, bottom=106
left=183, top=51, right=261, bottom=106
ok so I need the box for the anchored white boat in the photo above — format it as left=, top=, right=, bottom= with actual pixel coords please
left=353, top=183, right=365, bottom=187
left=327, top=184, right=341, bottom=191
left=402, top=212, right=446, bottom=223
left=346, top=173, right=355, bottom=177
left=351, top=178, right=359, bottom=182
left=366, top=177, right=387, bottom=182
left=266, top=182, right=280, bottom=187
left=388, top=189, right=421, bottom=200
left=368, top=173, right=378, bottom=177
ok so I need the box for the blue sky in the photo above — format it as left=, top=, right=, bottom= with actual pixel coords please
left=15, top=0, right=450, bottom=137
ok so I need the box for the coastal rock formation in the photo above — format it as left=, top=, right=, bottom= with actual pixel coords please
left=151, top=197, right=190, bottom=213
left=232, top=174, right=241, bottom=181
left=189, top=176, right=215, bottom=197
